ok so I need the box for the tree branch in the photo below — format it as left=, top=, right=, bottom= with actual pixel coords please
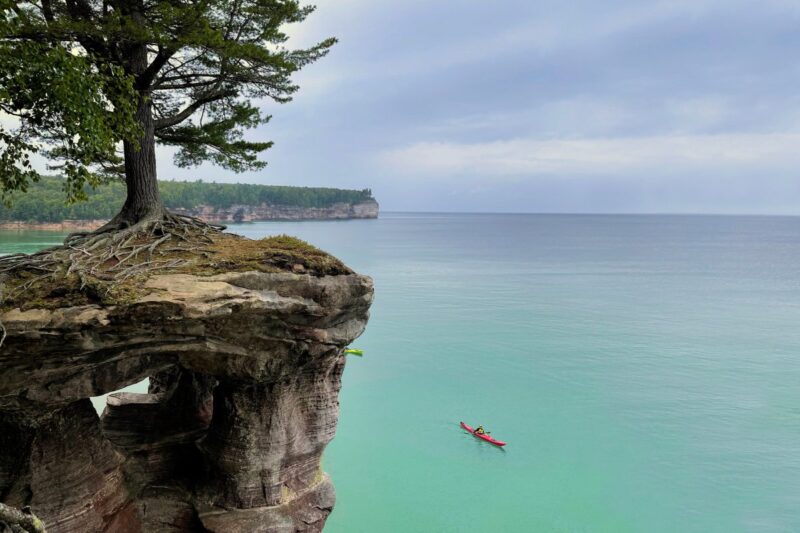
left=65, top=0, right=95, bottom=19
left=152, top=74, right=234, bottom=91
left=64, top=0, right=110, bottom=59
left=41, top=0, right=55, bottom=23
left=137, top=47, right=177, bottom=90
left=153, top=89, right=236, bottom=130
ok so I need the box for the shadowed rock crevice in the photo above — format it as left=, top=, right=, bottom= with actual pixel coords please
left=0, top=401, right=132, bottom=533
left=0, top=235, right=373, bottom=533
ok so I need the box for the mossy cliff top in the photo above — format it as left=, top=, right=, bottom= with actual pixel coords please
left=0, top=231, right=352, bottom=312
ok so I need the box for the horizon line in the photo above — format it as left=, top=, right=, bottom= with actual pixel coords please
left=380, top=210, right=800, bottom=218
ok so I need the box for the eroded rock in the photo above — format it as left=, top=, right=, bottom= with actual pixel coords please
left=0, top=235, right=372, bottom=533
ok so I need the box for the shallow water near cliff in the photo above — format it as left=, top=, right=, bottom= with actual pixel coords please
left=3, top=213, right=800, bottom=532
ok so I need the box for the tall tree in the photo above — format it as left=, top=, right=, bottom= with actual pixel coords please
left=0, top=0, right=334, bottom=230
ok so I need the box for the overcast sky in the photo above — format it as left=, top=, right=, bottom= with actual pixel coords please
left=159, top=0, right=800, bottom=214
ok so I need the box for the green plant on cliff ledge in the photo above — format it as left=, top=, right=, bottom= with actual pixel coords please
left=0, top=502, right=46, bottom=533
left=0, top=0, right=334, bottom=231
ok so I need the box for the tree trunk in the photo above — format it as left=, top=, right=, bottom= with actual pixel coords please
left=112, top=21, right=166, bottom=227
left=116, top=93, right=165, bottom=225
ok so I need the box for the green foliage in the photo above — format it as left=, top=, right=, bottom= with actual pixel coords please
left=163, top=102, right=274, bottom=172
left=0, top=0, right=334, bottom=208
left=0, top=5, right=140, bottom=205
left=0, top=176, right=374, bottom=222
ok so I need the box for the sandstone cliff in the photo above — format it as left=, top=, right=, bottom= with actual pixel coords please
left=0, top=200, right=379, bottom=232
left=0, top=232, right=373, bottom=532
left=172, top=199, right=380, bottom=223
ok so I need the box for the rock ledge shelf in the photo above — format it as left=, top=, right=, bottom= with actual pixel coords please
left=0, top=234, right=373, bottom=533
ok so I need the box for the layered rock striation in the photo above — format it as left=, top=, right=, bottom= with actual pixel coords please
left=0, top=233, right=373, bottom=532
left=171, top=199, right=379, bottom=223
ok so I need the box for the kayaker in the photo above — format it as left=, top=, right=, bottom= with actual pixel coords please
left=475, top=425, right=487, bottom=435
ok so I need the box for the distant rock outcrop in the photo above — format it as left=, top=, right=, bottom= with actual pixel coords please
left=0, top=233, right=373, bottom=532
left=171, top=199, right=380, bottom=223
left=0, top=200, right=379, bottom=232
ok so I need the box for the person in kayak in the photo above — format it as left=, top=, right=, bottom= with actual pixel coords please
left=475, top=425, right=488, bottom=435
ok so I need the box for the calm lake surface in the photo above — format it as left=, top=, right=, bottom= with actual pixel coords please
left=3, top=213, right=800, bottom=532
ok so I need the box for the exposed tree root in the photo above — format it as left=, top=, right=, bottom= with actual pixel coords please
left=0, top=213, right=228, bottom=336
left=63, top=212, right=226, bottom=248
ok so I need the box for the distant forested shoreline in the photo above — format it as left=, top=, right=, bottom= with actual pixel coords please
left=0, top=177, right=375, bottom=223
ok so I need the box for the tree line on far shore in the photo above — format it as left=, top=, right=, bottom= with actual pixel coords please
left=0, top=177, right=374, bottom=223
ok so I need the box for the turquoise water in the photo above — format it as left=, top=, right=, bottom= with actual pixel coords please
left=0, top=230, right=68, bottom=255
left=3, top=214, right=800, bottom=532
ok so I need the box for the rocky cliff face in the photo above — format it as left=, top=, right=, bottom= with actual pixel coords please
left=0, top=200, right=379, bottom=232
left=171, top=199, right=379, bottom=223
left=0, top=233, right=373, bottom=532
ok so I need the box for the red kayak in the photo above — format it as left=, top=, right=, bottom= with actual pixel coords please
left=460, top=421, right=507, bottom=447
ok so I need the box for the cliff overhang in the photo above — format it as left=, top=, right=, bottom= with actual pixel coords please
left=0, top=230, right=373, bottom=533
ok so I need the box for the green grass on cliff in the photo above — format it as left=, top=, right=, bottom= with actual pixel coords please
left=0, top=234, right=352, bottom=312
left=186, top=234, right=352, bottom=278
left=0, top=176, right=374, bottom=223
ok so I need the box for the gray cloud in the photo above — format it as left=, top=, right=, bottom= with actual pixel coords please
left=158, top=0, right=800, bottom=214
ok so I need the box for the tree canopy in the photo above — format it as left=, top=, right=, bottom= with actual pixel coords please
left=0, top=0, right=334, bottom=224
